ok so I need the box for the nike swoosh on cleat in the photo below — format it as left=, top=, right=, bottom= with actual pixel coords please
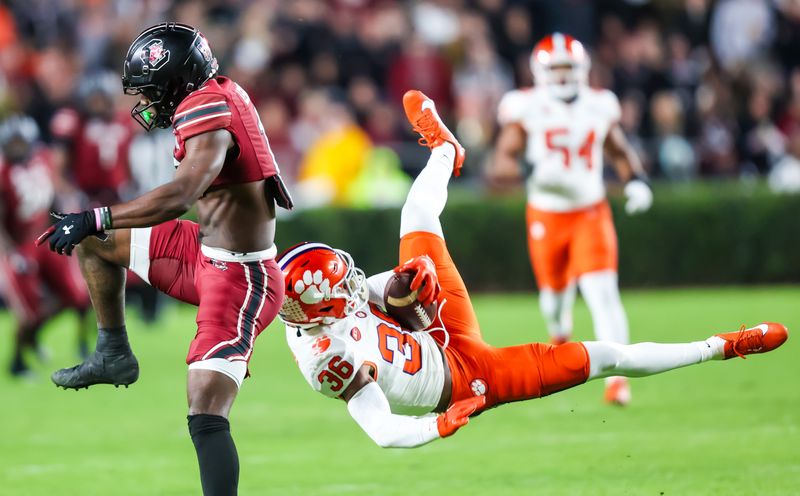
left=755, top=324, right=769, bottom=335
left=421, top=99, right=435, bottom=112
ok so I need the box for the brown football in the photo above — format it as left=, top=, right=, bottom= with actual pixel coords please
left=384, top=271, right=438, bottom=332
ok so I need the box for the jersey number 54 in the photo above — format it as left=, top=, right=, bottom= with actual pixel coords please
left=545, top=128, right=596, bottom=169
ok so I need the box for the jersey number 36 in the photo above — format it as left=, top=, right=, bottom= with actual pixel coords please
left=318, top=356, right=354, bottom=392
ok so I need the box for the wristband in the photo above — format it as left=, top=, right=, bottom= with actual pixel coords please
left=93, top=207, right=113, bottom=231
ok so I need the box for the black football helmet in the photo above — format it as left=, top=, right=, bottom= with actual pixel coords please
left=0, top=115, right=40, bottom=164
left=122, top=23, right=218, bottom=130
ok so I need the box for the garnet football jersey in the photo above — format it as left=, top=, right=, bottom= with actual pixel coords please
left=50, top=109, right=133, bottom=196
left=498, top=87, right=621, bottom=212
left=0, top=149, right=55, bottom=244
left=172, top=77, right=292, bottom=209
left=286, top=303, right=446, bottom=416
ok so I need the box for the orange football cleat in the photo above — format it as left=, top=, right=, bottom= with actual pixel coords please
left=715, top=322, right=788, bottom=360
left=402, top=90, right=465, bottom=175
left=604, top=376, right=631, bottom=406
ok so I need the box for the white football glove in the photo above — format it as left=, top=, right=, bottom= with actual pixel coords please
left=624, top=179, right=653, bottom=215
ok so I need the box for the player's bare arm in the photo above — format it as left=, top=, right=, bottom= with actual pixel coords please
left=487, top=122, right=526, bottom=188
left=108, top=129, right=230, bottom=228
left=604, top=122, right=653, bottom=214
left=603, top=122, right=645, bottom=182
left=36, top=129, right=232, bottom=255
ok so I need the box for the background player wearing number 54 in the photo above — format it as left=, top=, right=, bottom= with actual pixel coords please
left=488, top=33, right=655, bottom=405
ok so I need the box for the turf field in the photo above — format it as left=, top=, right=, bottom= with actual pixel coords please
left=1, top=286, right=798, bottom=495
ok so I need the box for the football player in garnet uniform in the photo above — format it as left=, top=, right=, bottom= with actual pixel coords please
left=279, top=90, right=788, bottom=448
left=50, top=71, right=134, bottom=207
left=0, top=115, right=90, bottom=377
left=488, top=33, right=654, bottom=405
left=37, top=23, right=293, bottom=495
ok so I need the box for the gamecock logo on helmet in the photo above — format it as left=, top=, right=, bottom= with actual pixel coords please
left=142, top=39, right=170, bottom=70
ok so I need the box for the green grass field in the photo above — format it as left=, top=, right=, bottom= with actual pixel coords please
left=1, top=286, right=798, bottom=495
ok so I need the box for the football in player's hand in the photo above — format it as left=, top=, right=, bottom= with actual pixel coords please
left=384, top=271, right=438, bottom=332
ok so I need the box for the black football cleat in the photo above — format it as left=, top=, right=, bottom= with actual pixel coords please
left=51, top=350, right=139, bottom=389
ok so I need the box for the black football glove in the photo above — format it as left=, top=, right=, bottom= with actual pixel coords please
left=36, top=211, right=102, bottom=256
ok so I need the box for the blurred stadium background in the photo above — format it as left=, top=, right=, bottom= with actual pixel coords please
left=1, top=0, right=799, bottom=494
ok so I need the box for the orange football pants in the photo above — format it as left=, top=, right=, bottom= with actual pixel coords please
left=526, top=200, right=618, bottom=291
left=399, top=231, right=590, bottom=411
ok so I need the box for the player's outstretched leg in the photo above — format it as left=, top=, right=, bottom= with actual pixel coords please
left=399, top=90, right=465, bottom=239
left=583, top=322, right=788, bottom=380
left=51, top=233, right=139, bottom=389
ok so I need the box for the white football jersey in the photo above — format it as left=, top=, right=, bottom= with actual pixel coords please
left=285, top=304, right=446, bottom=416
left=498, top=86, right=621, bottom=212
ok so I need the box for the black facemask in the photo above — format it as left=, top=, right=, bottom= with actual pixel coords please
left=124, top=86, right=172, bottom=131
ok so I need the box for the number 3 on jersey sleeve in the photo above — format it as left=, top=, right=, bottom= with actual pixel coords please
left=377, top=324, right=422, bottom=375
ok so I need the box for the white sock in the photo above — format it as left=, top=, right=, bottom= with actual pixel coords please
left=704, top=336, right=726, bottom=360
left=399, top=143, right=455, bottom=238
left=539, top=284, right=575, bottom=339
left=584, top=340, right=716, bottom=380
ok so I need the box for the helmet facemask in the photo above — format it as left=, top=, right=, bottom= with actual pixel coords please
left=333, top=248, right=368, bottom=319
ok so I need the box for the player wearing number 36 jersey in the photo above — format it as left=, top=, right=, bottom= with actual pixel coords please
left=489, top=33, right=656, bottom=405
left=279, top=90, right=788, bottom=449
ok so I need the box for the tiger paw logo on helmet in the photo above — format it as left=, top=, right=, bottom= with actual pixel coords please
left=294, top=270, right=332, bottom=304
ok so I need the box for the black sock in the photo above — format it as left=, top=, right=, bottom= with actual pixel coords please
left=95, top=326, right=131, bottom=356
left=188, top=414, right=239, bottom=496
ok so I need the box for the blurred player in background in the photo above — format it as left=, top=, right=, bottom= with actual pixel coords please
left=488, top=33, right=654, bottom=405
left=279, top=90, right=788, bottom=448
left=37, top=23, right=293, bottom=496
left=51, top=72, right=164, bottom=323
left=50, top=71, right=134, bottom=208
left=0, top=115, right=90, bottom=377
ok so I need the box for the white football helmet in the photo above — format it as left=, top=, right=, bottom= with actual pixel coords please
left=530, top=32, right=590, bottom=101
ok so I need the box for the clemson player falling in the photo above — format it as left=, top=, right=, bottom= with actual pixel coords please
left=277, top=90, right=787, bottom=448
left=488, top=33, right=654, bottom=405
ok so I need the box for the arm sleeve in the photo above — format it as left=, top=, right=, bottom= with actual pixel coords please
left=172, top=92, right=233, bottom=142
left=346, top=382, right=441, bottom=448
left=366, top=270, right=394, bottom=309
